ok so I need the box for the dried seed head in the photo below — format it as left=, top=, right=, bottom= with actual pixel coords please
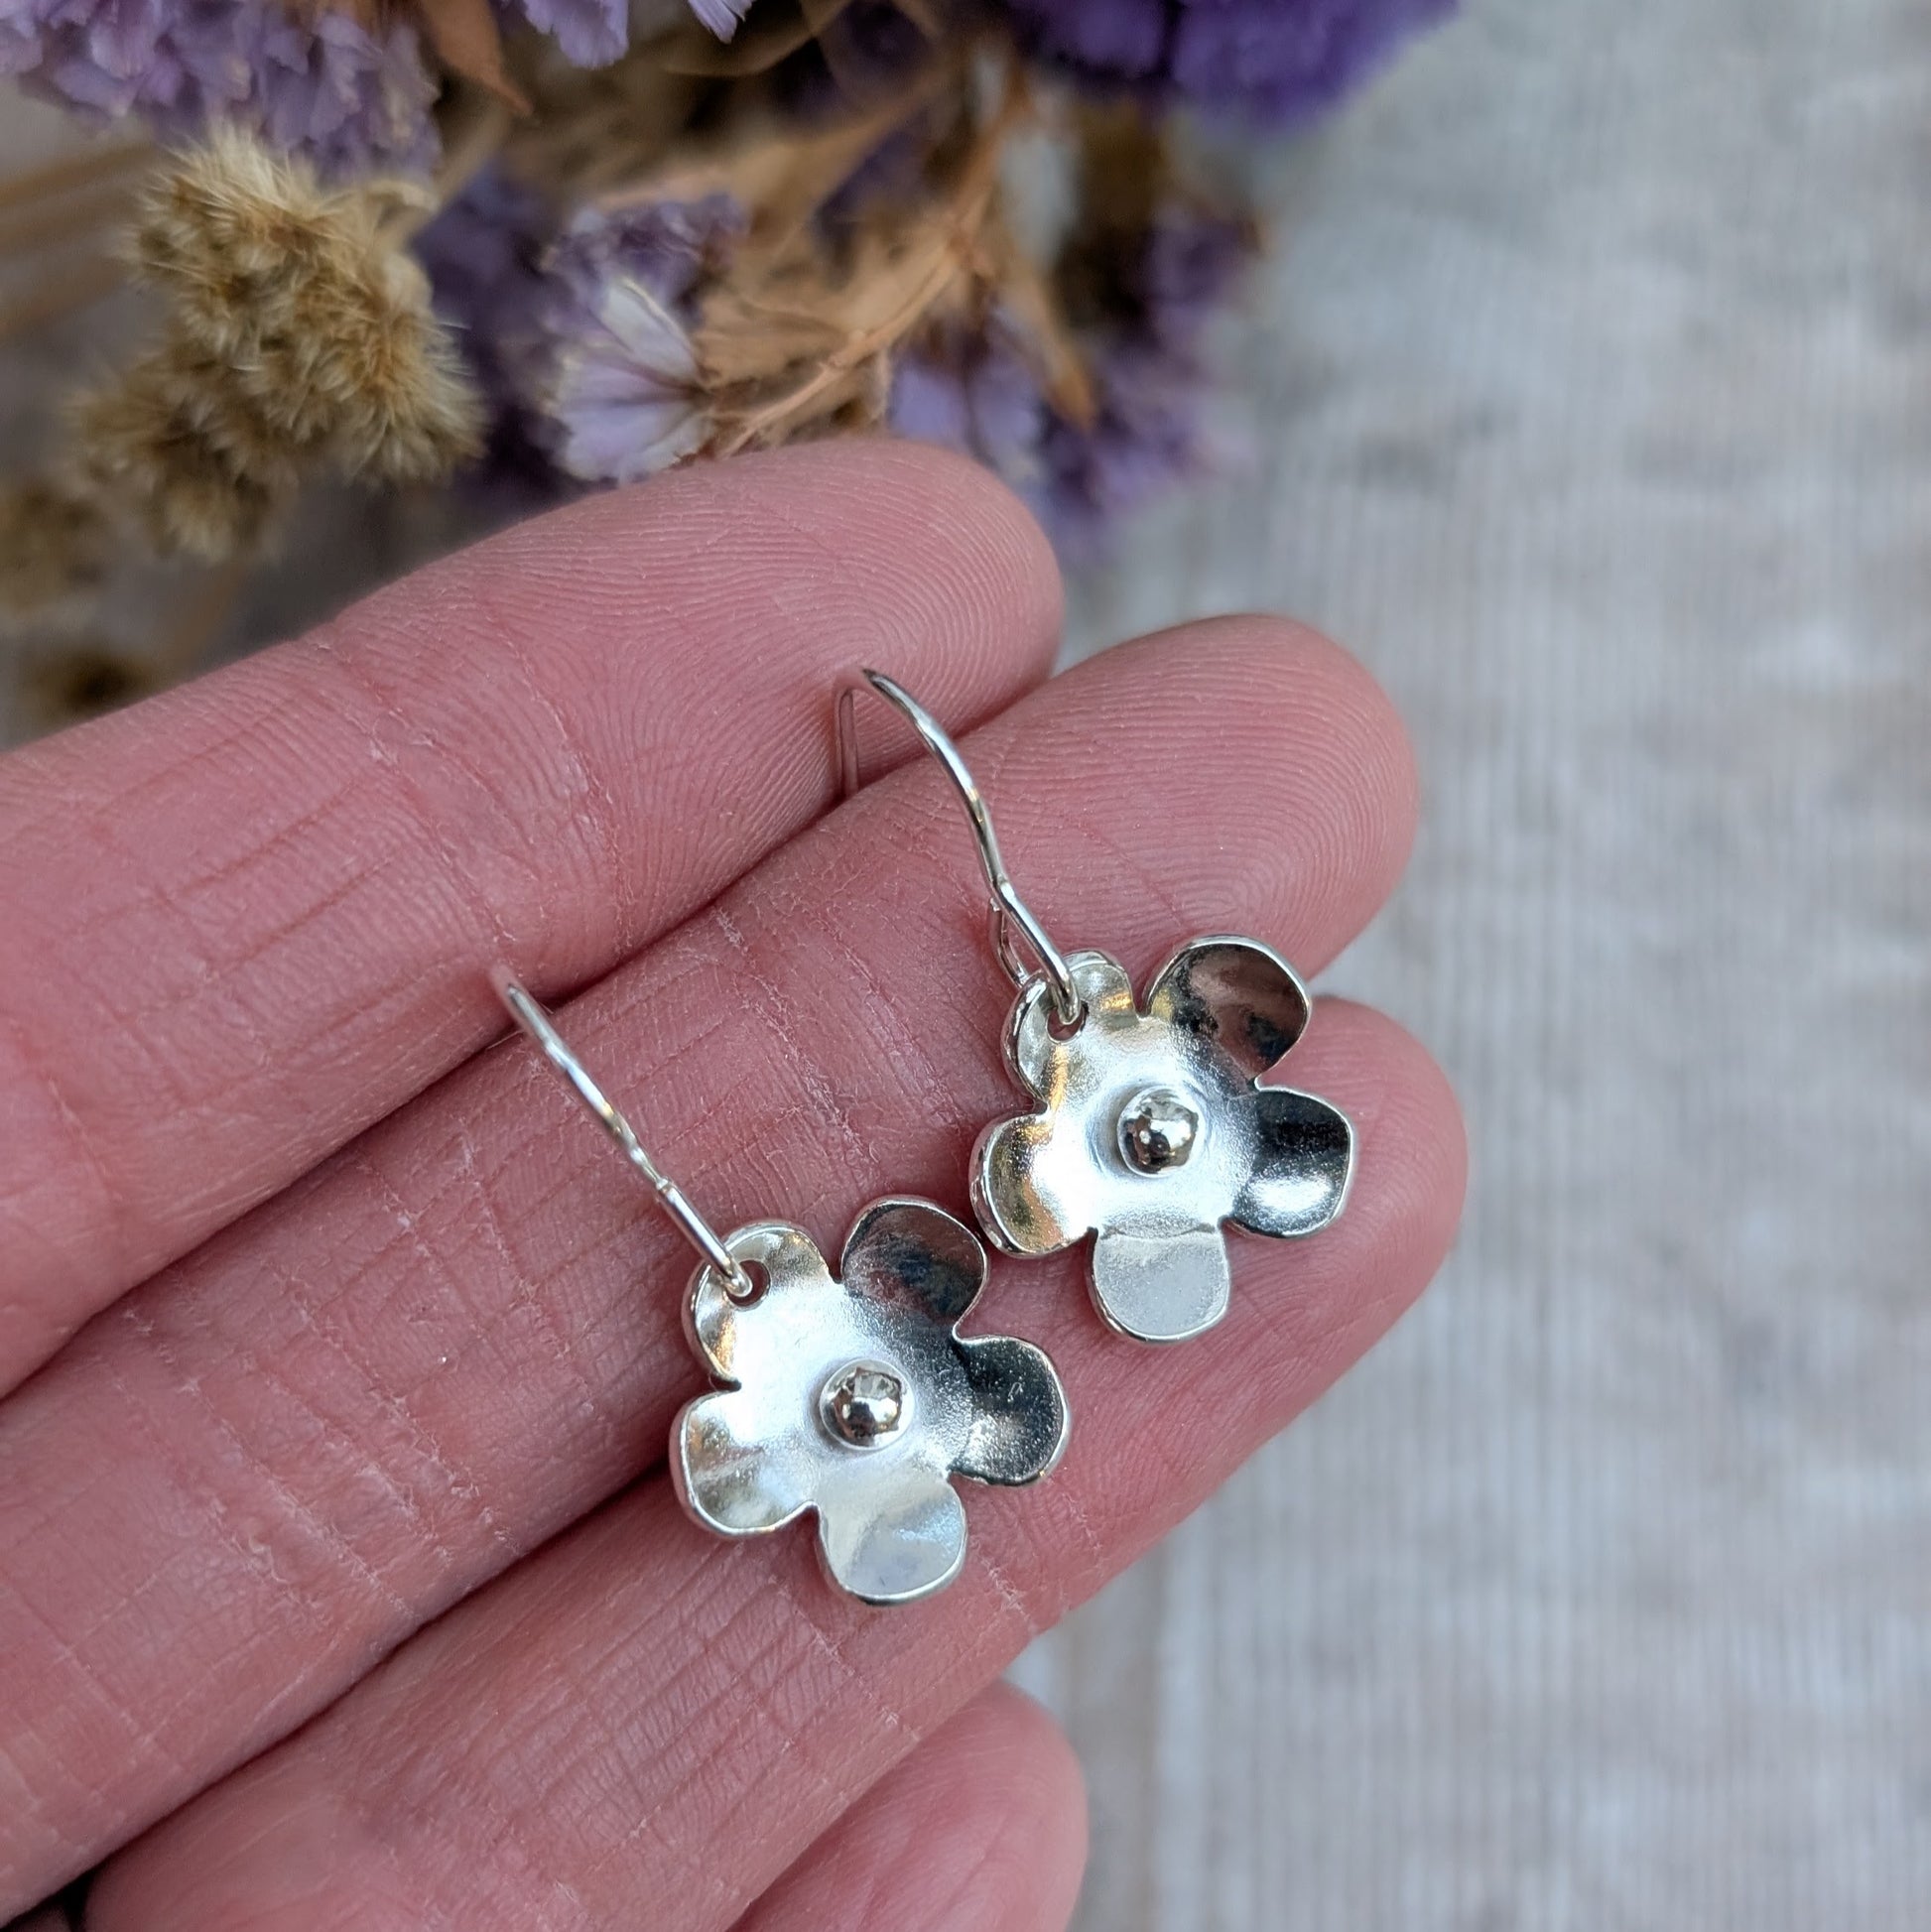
left=131, top=130, right=359, bottom=359
left=122, top=130, right=482, bottom=495
left=277, top=255, right=485, bottom=482
left=72, top=343, right=300, bottom=562
left=0, top=482, right=113, bottom=624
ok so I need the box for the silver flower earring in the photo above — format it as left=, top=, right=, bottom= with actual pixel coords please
left=838, top=671, right=1354, bottom=1346
left=491, top=974, right=1069, bottom=1607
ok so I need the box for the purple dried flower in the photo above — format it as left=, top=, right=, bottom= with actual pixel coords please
left=500, top=0, right=627, bottom=67
left=999, top=0, right=1455, bottom=125
left=422, top=187, right=749, bottom=490
left=537, top=196, right=745, bottom=484
left=546, top=195, right=741, bottom=319
left=549, top=290, right=707, bottom=481
left=686, top=0, right=754, bottom=37
left=890, top=321, right=1048, bottom=493
left=888, top=356, right=975, bottom=454
left=228, top=6, right=437, bottom=172
left=1032, top=342, right=1204, bottom=560
left=1036, top=208, right=1250, bottom=555
left=1005, top=0, right=1169, bottom=78
left=1173, top=0, right=1455, bottom=119
left=421, top=168, right=554, bottom=409
left=1140, top=211, right=1254, bottom=334
left=417, top=166, right=567, bottom=508
left=2, top=0, right=437, bottom=174
left=891, top=207, right=1252, bottom=559
left=771, top=0, right=936, bottom=113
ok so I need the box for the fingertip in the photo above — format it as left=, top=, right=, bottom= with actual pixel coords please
left=388, top=438, right=1066, bottom=715
left=797, top=439, right=1068, bottom=684
left=672, top=438, right=1070, bottom=693
left=1168, top=613, right=1421, bottom=917
left=724, top=1680, right=1089, bottom=1932
left=1254, top=997, right=1468, bottom=1388
left=964, top=1680, right=1090, bottom=1846
left=890, top=1682, right=1090, bottom=1932
left=1038, top=613, right=1420, bottom=976
left=1311, top=995, right=1468, bottom=1266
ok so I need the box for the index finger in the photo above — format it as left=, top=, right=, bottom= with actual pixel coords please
left=0, top=442, right=1061, bottom=1394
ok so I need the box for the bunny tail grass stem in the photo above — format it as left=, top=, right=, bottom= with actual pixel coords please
left=0, top=141, right=151, bottom=215
left=0, top=259, right=122, bottom=344
left=0, top=183, right=144, bottom=261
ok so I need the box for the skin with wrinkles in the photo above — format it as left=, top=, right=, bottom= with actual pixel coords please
left=0, top=441, right=1462, bottom=1930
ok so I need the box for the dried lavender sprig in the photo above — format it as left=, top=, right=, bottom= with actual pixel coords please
left=1, top=0, right=440, bottom=175
left=0, top=0, right=757, bottom=175
left=890, top=205, right=1255, bottom=559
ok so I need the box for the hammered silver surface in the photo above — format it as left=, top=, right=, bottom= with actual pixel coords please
left=671, top=1199, right=1069, bottom=1606
left=972, top=940, right=1353, bottom=1344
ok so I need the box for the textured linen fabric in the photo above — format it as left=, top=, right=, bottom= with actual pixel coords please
left=1016, top=1, right=1931, bottom=1926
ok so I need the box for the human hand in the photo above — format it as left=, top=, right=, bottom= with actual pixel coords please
left=0, top=444, right=1464, bottom=1929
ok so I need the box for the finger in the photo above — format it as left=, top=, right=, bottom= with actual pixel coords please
left=0, top=440, right=1062, bottom=1393
left=735, top=1684, right=1087, bottom=1932
left=86, top=1002, right=1461, bottom=1932
left=93, top=1679, right=1087, bottom=1932
left=87, top=1684, right=1087, bottom=1932
left=0, top=620, right=1417, bottom=1909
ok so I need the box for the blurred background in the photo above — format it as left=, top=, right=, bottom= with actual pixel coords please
left=1014, top=1, right=1931, bottom=1925
left=6, top=0, right=1930, bottom=1925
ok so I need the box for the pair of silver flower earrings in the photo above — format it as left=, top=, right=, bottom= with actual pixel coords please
left=494, top=671, right=1354, bottom=1607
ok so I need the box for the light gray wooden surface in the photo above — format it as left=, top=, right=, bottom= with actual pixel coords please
left=6, top=0, right=1930, bottom=1922
left=1023, top=2, right=1931, bottom=1926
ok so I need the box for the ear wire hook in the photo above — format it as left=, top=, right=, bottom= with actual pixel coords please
left=837, top=669, right=1086, bottom=1030
left=491, top=970, right=754, bottom=1298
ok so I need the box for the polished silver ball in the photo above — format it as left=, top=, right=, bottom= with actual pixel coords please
left=820, top=1362, right=908, bottom=1448
left=1117, top=1087, right=1202, bottom=1174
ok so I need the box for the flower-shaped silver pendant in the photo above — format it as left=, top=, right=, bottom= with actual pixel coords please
left=673, top=1199, right=1070, bottom=1605
left=972, top=937, right=1354, bottom=1344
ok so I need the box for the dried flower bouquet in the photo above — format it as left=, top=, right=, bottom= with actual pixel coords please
left=0, top=0, right=1451, bottom=727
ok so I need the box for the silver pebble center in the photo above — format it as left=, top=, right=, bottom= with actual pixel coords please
left=820, top=1362, right=908, bottom=1448
left=1116, top=1087, right=1203, bottom=1174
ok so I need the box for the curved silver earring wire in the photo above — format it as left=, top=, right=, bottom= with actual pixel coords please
left=491, top=969, right=753, bottom=1298
left=837, top=669, right=1086, bottom=1029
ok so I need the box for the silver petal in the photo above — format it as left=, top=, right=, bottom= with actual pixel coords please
left=1147, top=936, right=1313, bottom=1080
left=1091, top=1220, right=1232, bottom=1343
left=954, top=1336, right=1071, bottom=1484
left=972, top=1110, right=1090, bottom=1257
left=839, top=1197, right=984, bottom=1327
left=1232, top=1088, right=1355, bottom=1237
left=674, top=1388, right=814, bottom=1536
left=1003, top=950, right=1138, bottom=1097
left=686, top=1221, right=834, bottom=1384
left=817, top=1464, right=968, bottom=1606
